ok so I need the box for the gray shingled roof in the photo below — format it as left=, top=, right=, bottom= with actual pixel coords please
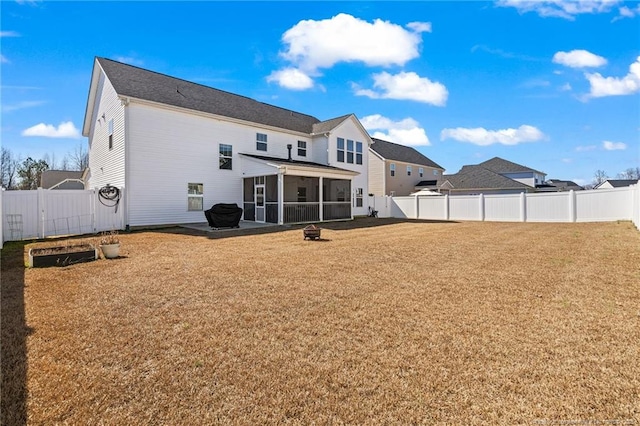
left=240, top=153, right=357, bottom=174
left=311, top=114, right=352, bottom=134
left=40, top=170, right=84, bottom=189
left=442, top=165, right=531, bottom=190
left=547, top=179, right=584, bottom=190
left=479, top=157, right=545, bottom=175
left=96, top=57, right=321, bottom=134
left=370, top=138, right=443, bottom=169
left=601, top=179, right=639, bottom=188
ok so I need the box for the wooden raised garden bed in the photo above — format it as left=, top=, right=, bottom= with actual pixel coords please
left=29, top=244, right=98, bottom=268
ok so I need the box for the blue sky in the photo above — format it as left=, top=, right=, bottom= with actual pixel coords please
left=1, top=0, right=639, bottom=185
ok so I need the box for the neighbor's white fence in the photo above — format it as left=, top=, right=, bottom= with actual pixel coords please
left=371, top=184, right=640, bottom=230
left=2, top=187, right=125, bottom=243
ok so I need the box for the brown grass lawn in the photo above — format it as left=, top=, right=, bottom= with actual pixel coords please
left=2, top=219, right=640, bottom=425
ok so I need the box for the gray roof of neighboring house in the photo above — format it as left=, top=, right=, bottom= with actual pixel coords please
left=96, top=57, right=324, bottom=134
left=479, top=157, right=545, bottom=175
left=547, top=179, right=584, bottom=190
left=442, top=165, right=531, bottom=190
left=599, top=179, right=639, bottom=188
left=41, top=170, right=84, bottom=189
left=370, top=138, right=443, bottom=169
left=240, top=153, right=357, bottom=174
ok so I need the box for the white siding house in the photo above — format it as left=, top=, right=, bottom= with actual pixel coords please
left=82, top=57, right=371, bottom=228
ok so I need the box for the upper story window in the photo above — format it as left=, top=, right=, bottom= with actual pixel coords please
left=419, top=167, right=424, bottom=178
left=346, top=139, right=354, bottom=163
left=407, top=165, right=412, bottom=176
left=108, top=119, right=114, bottom=150
left=356, top=142, right=363, bottom=165
left=298, top=140, right=307, bottom=157
left=390, top=163, right=396, bottom=177
left=256, top=133, right=267, bottom=151
left=433, top=170, right=439, bottom=176
left=219, top=144, right=232, bottom=170
left=337, top=138, right=345, bottom=162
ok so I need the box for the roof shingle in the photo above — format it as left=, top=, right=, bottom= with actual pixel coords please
left=370, top=138, right=443, bottom=169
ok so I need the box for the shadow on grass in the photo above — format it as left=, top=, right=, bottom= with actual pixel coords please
left=150, top=217, right=458, bottom=241
left=1, top=241, right=30, bottom=426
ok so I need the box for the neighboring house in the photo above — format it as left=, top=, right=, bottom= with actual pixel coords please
left=40, top=170, right=85, bottom=190
left=368, top=137, right=444, bottom=196
left=537, top=179, right=584, bottom=192
left=439, top=157, right=548, bottom=195
left=595, top=179, right=639, bottom=189
left=439, top=165, right=534, bottom=195
left=82, top=57, right=371, bottom=228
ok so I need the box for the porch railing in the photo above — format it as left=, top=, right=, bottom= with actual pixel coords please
left=283, top=202, right=320, bottom=223
left=323, top=202, right=351, bottom=220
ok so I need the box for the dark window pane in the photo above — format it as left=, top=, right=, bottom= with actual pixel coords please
left=356, top=153, right=363, bottom=165
left=337, top=150, right=344, bottom=162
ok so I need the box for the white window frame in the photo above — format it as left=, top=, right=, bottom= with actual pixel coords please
left=419, top=167, right=424, bottom=178
left=256, top=133, right=267, bottom=151
left=390, top=163, right=395, bottom=177
left=355, top=187, right=363, bottom=207
left=108, top=118, right=114, bottom=150
left=187, top=183, right=204, bottom=211
left=356, top=141, right=363, bottom=165
left=346, top=139, right=354, bottom=164
left=407, top=165, right=412, bottom=176
left=337, top=138, right=345, bottom=162
left=297, top=140, right=307, bottom=157
left=219, top=144, right=232, bottom=170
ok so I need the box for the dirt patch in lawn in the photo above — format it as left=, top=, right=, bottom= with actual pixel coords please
left=2, top=220, right=639, bottom=424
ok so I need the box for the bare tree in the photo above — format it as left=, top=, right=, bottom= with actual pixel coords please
left=69, top=143, right=89, bottom=171
left=616, top=167, right=640, bottom=180
left=1, top=147, right=19, bottom=189
left=593, top=169, right=608, bottom=186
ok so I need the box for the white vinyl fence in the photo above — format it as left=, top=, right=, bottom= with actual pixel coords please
left=2, top=187, right=125, bottom=245
left=371, top=184, right=640, bottom=230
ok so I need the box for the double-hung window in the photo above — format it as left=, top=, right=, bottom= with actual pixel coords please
left=256, top=133, right=267, bottom=151
left=355, top=188, right=363, bottom=207
left=298, top=140, right=307, bottom=157
left=419, top=167, right=424, bottom=178
left=219, top=144, right=232, bottom=170
left=356, top=142, right=363, bottom=165
left=407, top=165, right=412, bottom=176
left=187, top=183, right=203, bottom=211
left=337, top=138, right=345, bottom=162
left=346, top=140, right=354, bottom=163
left=390, top=163, right=396, bottom=177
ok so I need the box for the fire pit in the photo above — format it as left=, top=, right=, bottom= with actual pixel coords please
left=303, top=224, right=321, bottom=240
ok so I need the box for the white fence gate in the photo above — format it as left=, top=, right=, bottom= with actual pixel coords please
left=2, top=187, right=125, bottom=244
left=371, top=184, right=640, bottom=231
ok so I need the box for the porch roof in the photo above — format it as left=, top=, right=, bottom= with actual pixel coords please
left=240, top=153, right=359, bottom=178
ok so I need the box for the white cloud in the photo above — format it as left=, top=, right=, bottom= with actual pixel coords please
left=585, top=56, right=640, bottom=98
left=560, top=83, right=573, bottom=91
left=266, top=68, right=314, bottom=90
left=2, top=100, right=46, bottom=112
left=603, top=140, right=626, bottom=150
left=361, top=114, right=431, bottom=146
left=575, top=144, right=597, bottom=152
left=354, top=71, right=448, bottom=106
left=406, top=22, right=432, bottom=33
left=280, top=14, right=425, bottom=72
left=0, top=55, right=9, bottom=64
left=21, top=121, right=81, bottom=139
left=561, top=158, right=573, bottom=163
left=497, top=0, right=620, bottom=20
left=114, top=56, right=144, bottom=66
left=440, top=125, right=545, bottom=146
left=0, top=31, right=20, bottom=37
left=612, top=4, right=640, bottom=21
left=553, top=50, right=607, bottom=68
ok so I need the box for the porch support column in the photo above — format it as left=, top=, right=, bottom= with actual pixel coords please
left=278, top=171, right=284, bottom=225
left=319, top=177, right=324, bottom=222
left=350, top=180, right=354, bottom=220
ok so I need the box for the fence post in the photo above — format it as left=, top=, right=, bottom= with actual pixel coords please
left=520, top=192, right=527, bottom=222
left=479, top=193, right=485, bottom=221
left=444, top=194, right=450, bottom=221
left=414, top=194, right=419, bottom=219
left=569, top=190, right=576, bottom=222
left=38, top=187, right=45, bottom=239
